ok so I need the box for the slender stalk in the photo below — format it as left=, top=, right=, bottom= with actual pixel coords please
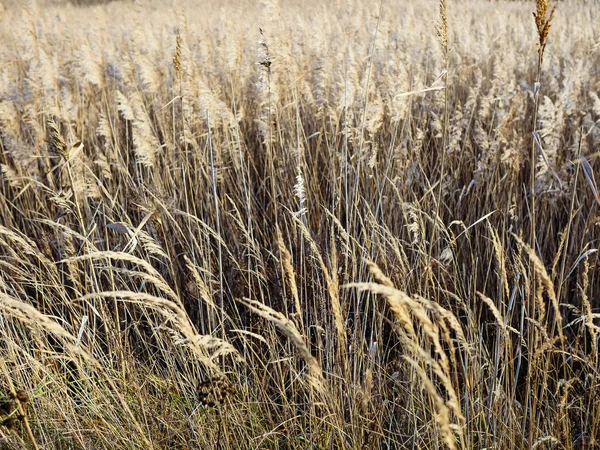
left=430, top=0, right=449, bottom=296
left=556, top=128, right=583, bottom=302
left=207, top=111, right=224, bottom=341
left=351, top=0, right=383, bottom=230
left=525, top=2, right=556, bottom=442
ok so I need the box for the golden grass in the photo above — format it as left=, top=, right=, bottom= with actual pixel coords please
left=0, top=0, right=598, bottom=448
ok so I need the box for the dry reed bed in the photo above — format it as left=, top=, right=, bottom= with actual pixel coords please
left=0, top=0, right=599, bottom=448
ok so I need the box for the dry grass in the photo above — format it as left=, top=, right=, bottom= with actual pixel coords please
left=0, top=0, right=599, bottom=448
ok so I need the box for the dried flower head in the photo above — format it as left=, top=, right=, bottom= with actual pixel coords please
left=533, top=0, right=556, bottom=62
left=47, top=118, right=68, bottom=161
left=173, top=28, right=182, bottom=80
left=14, top=391, right=29, bottom=404
left=436, top=0, right=449, bottom=58
left=258, top=28, right=271, bottom=70
left=197, top=376, right=236, bottom=408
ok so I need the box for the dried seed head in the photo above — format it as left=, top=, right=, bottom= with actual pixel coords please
left=197, top=376, right=235, bottom=408
left=173, top=28, right=182, bottom=80
left=436, top=0, right=449, bottom=58
left=258, top=28, right=272, bottom=72
left=14, top=391, right=28, bottom=403
left=47, top=119, right=68, bottom=161
left=533, top=0, right=556, bottom=62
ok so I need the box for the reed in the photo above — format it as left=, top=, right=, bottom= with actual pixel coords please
left=0, top=0, right=597, bottom=448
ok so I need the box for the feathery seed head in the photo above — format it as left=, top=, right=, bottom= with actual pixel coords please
left=47, top=119, right=68, bottom=161
left=436, top=0, right=449, bottom=58
left=173, top=28, right=182, bottom=80
left=533, top=0, right=556, bottom=62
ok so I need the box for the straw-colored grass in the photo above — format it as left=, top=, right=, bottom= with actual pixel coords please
left=0, top=0, right=598, bottom=448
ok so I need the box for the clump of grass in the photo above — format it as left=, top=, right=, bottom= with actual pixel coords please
left=0, top=0, right=598, bottom=448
